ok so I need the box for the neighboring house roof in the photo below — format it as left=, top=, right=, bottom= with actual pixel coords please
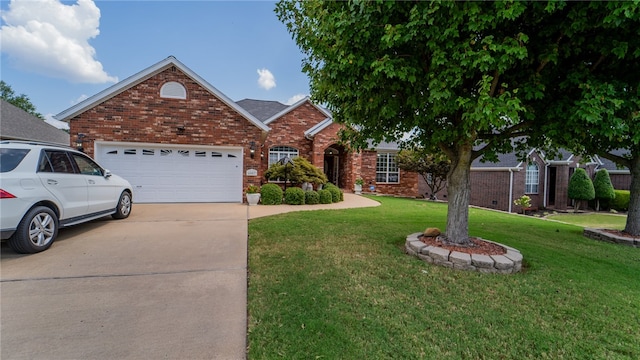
left=236, top=99, right=288, bottom=122
left=55, top=56, right=269, bottom=132
left=0, top=99, right=70, bottom=145
left=596, top=149, right=630, bottom=173
left=472, top=151, right=524, bottom=169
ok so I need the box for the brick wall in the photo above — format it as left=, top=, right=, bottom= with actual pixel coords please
left=610, top=173, right=631, bottom=190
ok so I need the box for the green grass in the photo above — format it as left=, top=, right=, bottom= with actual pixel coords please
left=248, top=197, right=640, bottom=359
left=546, top=213, right=627, bottom=230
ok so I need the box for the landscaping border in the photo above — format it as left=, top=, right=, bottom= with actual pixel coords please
left=583, top=228, right=640, bottom=248
left=405, top=233, right=523, bottom=274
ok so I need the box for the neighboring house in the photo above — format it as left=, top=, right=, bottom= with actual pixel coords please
left=54, top=56, right=418, bottom=203
left=594, top=149, right=631, bottom=191
left=420, top=147, right=632, bottom=213
left=0, top=99, right=70, bottom=145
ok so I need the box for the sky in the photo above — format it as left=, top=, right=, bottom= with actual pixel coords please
left=0, top=0, right=311, bottom=130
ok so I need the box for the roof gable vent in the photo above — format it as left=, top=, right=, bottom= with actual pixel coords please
left=160, top=81, right=187, bottom=99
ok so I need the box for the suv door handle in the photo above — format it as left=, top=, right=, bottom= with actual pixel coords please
left=47, top=179, right=58, bottom=185
left=88, top=180, right=95, bottom=184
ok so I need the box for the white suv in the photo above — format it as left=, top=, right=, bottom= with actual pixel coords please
left=0, top=141, right=133, bottom=253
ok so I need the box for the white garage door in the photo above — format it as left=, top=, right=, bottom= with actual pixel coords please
left=95, top=142, right=243, bottom=203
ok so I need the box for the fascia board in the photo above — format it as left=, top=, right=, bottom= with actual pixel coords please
left=471, top=167, right=522, bottom=172
left=304, top=117, right=333, bottom=138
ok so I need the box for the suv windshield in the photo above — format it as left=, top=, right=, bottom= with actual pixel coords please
left=0, top=148, right=30, bottom=172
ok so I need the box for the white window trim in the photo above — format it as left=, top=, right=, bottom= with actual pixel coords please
left=525, top=162, right=539, bottom=194
left=268, top=146, right=299, bottom=183
left=376, top=152, right=400, bottom=184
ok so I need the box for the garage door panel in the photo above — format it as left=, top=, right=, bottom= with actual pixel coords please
left=96, top=144, right=243, bottom=203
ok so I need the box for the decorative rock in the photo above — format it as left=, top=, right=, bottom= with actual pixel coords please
left=490, top=255, right=513, bottom=270
left=471, top=254, right=495, bottom=269
left=424, top=227, right=441, bottom=237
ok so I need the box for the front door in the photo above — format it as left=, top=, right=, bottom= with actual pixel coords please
left=324, top=147, right=340, bottom=186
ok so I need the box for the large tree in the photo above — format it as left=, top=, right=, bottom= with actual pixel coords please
left=276, top=0, right=634, bottom=244
left=0, top=81, right=44, bottom=119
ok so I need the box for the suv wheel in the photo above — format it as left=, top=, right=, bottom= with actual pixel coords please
left=112, top=191, right=132, bottom=219
left=9, top=206, right=59, bottom=254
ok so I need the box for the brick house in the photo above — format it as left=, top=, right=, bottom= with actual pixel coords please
left=55, top=56, right=418, bottom=203
left=421, top=148, right=628, bottom=213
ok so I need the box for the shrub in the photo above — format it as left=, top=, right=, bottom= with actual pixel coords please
left=305, top=190, right=320, bottom=205
left=568, top=168, right=595, bottom=210
left=284, top=187, right=305, bottom=205
left=318, top=189, right=333, bottom=204
left=260, top=184, right=283, bottom=205
left=593, top=169, right=615, bottom=211
left=612, top=190, right=630, bottom=211
left=327, top=186, right=342, bottom=203
left=264, top=157, right=328, bottom=187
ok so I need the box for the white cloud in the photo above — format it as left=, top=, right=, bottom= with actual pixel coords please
left=44, top=114, right=69, bottom=130
left=257, top=68, right=276, bottom=90
left=0, top=0, right=117, bottom=84
left=285, top=94, right=307, bottom=105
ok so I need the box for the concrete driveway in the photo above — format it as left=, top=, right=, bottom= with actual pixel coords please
left=1, top=203, right=249, bottom=360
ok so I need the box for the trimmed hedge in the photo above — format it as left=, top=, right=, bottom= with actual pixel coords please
left=324, top=183, right=343, bottom=203
left=284, top=187, right=306, bottom=205
left=612, top=190, right=630, bottom=211
left=260, top=184, right=283, bottom=205
left=305, top=190, right=320, bottom=205
left=318, top=189, right=333, bottom=204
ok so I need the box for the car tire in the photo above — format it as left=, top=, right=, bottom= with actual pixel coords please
left=112, top=191, right=132, bottom=219
left=9, top=206, right=59, bottom=254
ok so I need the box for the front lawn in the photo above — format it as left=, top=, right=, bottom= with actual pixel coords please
left=546, top=212, right=627, bottom=230
left=248, top=196, right=640, bottom=359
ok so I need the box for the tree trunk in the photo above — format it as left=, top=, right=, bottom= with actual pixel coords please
left=445, top=143, right=473, bottom=245
left=624, top=156, right=640, bottom=236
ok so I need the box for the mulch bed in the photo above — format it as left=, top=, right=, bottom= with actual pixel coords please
left=420, top=235, right=506, bottom=256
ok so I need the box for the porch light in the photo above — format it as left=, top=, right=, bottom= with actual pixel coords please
left=250, top=141, right=256, bottom=159
left=76, top=133, right=86, bottom=152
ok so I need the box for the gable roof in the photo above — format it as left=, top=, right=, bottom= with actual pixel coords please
left=236, top=99, right=288, bottom=122
left=0, top=99, right=70, bottom=145
left=55, top=56, right=269, bottom=131
left=262, top=96, right=332, bottom=125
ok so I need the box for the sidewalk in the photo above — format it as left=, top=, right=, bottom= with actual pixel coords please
left=248, top=192, right=381, bottom=219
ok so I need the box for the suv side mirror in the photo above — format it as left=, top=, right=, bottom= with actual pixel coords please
left=104, top=170, right=113, bottom=178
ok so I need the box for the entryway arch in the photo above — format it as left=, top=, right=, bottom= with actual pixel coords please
left=323, top=144, right=347, bottom=188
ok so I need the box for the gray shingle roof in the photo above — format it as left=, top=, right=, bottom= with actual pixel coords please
left=597, top=149, right=630, bottom=172
left=235, top=99, right=288, bottom=122
left=472, top=151, right=523, bottom=168
left=1, top=99, right=70, bottom=145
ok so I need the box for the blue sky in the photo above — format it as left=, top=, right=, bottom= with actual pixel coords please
left=0, top=0, right=310, bottom=129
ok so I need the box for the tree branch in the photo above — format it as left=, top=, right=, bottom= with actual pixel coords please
left=597, top=151, right=631, bottom=170
left=590, top=54, right=606, bottom=72
left=489, top=70, right=500, bottom=97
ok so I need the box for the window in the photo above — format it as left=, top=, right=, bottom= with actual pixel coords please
left=376, top=152, right=399, bottom=183
left=525, top=162, right=539, bottom=194
left=70, top=153, right=104, bottom=176
left=39, top=151, right=76, bottom=174
left=160, top=81, right=187, bottom=99
left=268, top=146, right=298, bottom=166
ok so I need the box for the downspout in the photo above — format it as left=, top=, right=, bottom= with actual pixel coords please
left=543, top=163, right=548, bottom=208
left=508, top=168, right=514, bottom=213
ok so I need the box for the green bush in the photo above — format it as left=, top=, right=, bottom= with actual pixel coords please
left=284, top=187, right=306, bottom=205
left=305, top=190, right=320, bottom=205
left=568, top=168, right=595, bottom=210
left=260, top=184, right=283, bottom=205
left=324, top=183, right=342, bottom=202
left=318, top=189, right=333, bottom=204
left=612, top=190, right=630, bottom=211
left=593, top=169, right=615, bottom=210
